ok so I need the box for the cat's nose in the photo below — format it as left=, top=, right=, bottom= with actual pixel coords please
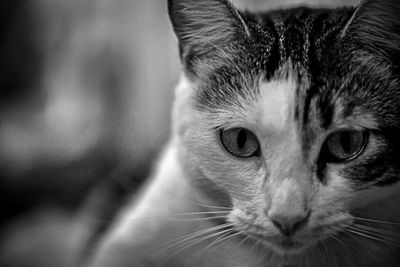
left=266, top=177, right=311, bottom=236
left=270, top=211, right=310, bottom=236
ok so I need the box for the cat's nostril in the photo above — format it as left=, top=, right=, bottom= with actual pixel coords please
left=270, top=212, right=310, bottom=236
left=272, top=219, right=291, bottom=236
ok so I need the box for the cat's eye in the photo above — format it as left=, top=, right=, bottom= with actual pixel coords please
left=323, top=129, right=368, bottom=162
left=220, top=128, right=260, bottom=158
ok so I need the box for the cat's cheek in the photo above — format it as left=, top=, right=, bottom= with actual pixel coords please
left=311, top=171, right=354, bottom=224
left=198, top=157, right=264, bottom=201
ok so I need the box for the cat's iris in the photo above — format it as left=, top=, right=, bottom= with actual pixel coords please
left=220, top=128, right=260, bottom=158
left=323, top=130, right=368, bottom=162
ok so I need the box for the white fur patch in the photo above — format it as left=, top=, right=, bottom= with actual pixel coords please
left=258, top=78, right=297, bottom=132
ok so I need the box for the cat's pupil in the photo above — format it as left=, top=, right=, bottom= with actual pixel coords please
left=340, top=131, right=352, bottom=154
left=237, top=129, right=247, bottom=149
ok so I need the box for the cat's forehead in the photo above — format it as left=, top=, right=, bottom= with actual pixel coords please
left=193, top=5, right=400, bottom=132
left=194, top=7, right=354, bottom=111
left=194, top=60, right=381, bottom=141
left=258, top=75, right=296, bottom=132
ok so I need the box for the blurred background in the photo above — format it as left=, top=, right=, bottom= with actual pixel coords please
left=0, top=0, right=358, bottom=266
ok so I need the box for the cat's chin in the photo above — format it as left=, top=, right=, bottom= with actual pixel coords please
left=264, top=238, right=310, bottom=256
left=268, top=238, right=311, bottom=255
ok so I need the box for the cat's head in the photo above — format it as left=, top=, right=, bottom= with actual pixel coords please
left=168, top=0, right=400, bottom=256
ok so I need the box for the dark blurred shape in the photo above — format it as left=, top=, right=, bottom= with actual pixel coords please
left=0, top=1, right=43, bottom=104
left=0, top=0, right=117, bottom=226
left=0, top=0, right=178, bottom=266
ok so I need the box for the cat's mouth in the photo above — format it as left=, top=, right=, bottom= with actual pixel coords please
left=244, top=232, right=310, bottom=255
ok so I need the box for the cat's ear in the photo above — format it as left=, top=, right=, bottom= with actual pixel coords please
left=168, top=0, right=250, bottom=77
left=342, top=0, right=400, bottom=64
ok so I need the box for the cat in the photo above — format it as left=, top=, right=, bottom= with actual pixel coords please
left=89, top=0, right=400, bottom=266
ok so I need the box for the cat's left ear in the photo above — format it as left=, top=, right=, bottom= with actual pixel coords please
left=168, top=0, right=250, bottom=77
left=342, top=0, right=400, bottom=64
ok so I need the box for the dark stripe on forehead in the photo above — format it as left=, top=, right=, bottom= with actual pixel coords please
left=301, top=11, right=333, bottom=126
left=301, top=9, right=354, bottom=128
left=282, top=8, right=313, bottom=66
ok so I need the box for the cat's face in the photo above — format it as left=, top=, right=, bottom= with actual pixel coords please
left=169, top=0, right=400, bottom=256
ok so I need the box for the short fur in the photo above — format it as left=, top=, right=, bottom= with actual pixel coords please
left=90, top=0, right=400, bottom=266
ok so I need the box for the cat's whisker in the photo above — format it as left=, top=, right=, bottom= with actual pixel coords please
left=136, top=211, right=230, bottom=219
left=193, top=228, right=235, bottom=258
left=343, top=224, right=400, bottom=258
left=206, top=231, right=244, bottom=261
left=352, top=223, right=400, bottom=237
left=159, top=224, right=235, bottom=264
left=343, top=225, right=398, bottom=247
left=187, top=201, right=232, bottom=211
left=348, top=225, right=399, bottom=247
left=188, top=228, right=234, bottom=253
left=158, top=215, right=228, bottom=222
left=126, top=211, right=230, bottom=223
left=227, top=233, right=251, bottom=260
left=213, top=231, right=243, bottom=249
left=347, top=224, right=391, bottom=238
left=328, top=233, right=347, bottom=250
left=179, top=227, right=234, bottom=251
left=353, top=216, right=400, bottom=226
left=319, top=239, right=329, bottom=258
left=166, top=211, right=231, bottom=216
left=155, top=223, right=233, bottom=254
left=236, top=233, right=251, bottom=250
left=331, top=226, right=364, bottom=259
left=334, top=221, right=399, bottom=246
left=194, top=204, right=231, bottom=210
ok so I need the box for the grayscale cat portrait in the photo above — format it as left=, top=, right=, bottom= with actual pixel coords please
left=90, top=0, right=400, bottom=266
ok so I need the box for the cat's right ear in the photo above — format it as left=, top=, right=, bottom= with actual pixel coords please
left=168, top=0, right=250, bottom=77
left=341, top=0, right=400, bottom=65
